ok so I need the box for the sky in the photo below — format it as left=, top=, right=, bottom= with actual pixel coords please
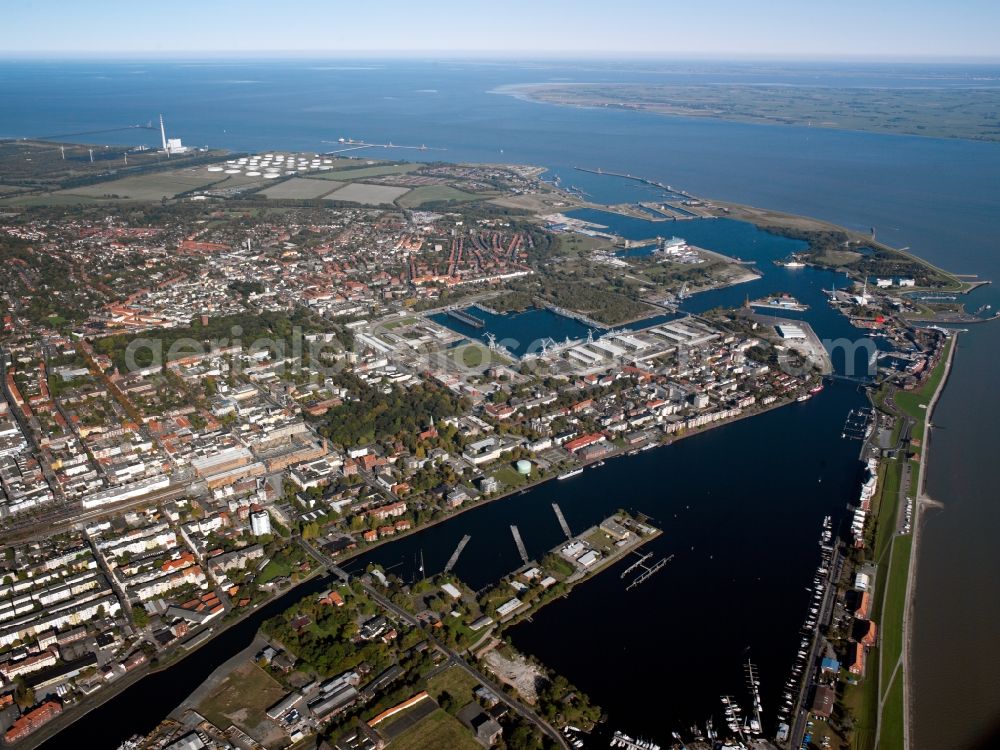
left=4, top=0, right=1000, bottom=60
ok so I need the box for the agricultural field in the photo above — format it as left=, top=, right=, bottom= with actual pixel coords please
left=257, top=176, right=342, bottom=199
left=325, top=182, right=410, bottom=205
left=52, top=168, right=246, bottom=201
left=2, top=192, right=113, bottom=206
left=319, top=162, right=422, bottom=181
left=398, top=184, right=480, bottom=208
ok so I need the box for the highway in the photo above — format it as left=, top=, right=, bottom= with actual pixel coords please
left=299, top=538, right=570, bottom=749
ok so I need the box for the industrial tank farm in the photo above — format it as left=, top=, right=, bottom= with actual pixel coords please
left=213, top=152, right=336, bottom=179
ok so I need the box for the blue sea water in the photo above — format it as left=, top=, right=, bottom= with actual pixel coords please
left=4, top=59, right=999, bottom=749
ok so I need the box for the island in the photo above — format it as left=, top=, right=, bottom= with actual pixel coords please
left=499, top=82, right=1000, bottom=143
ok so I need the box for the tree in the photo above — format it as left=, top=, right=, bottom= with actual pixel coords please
left=438, top=690, right=456, bottom=713
left=132, top=605, right=150, bottom=629
left=508, top=724, right=543, bottom=750
left=13, top=677, right=34, bottom=709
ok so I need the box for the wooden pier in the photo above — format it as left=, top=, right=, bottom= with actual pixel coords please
left=551, top=503, right=572, bottom=539
left=444, top=534, right=471, bottom=573
left=510, top=525, right=529, bottom=565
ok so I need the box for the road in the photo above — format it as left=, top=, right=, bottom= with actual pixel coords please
left=300, top=539, right=569, bottom=749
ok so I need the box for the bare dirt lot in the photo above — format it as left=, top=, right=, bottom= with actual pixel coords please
left=483, top=649, right=544, bottom=704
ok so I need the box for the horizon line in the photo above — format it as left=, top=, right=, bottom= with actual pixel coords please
left=2, top=50, right=1000, bottom=64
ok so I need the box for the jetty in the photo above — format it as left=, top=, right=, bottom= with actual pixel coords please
left=574, top=166, right=691, bottom=198
left=551, top=503, right=572, bottom=539
left=444, top=534, right=471, bottom=573
left=510, top=525, right=529, bottom=565
left=626, top=554, right=672, bottom=591
left=619, top=552, right=653, bottom=579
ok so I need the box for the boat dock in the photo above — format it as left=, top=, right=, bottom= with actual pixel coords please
left=552, top=503, right=573, bottom=539
left=447, top=307, right=486, bottom=328
left=625, top=555, right=672, bottom=591
left=610, top=730, right=661, bottom=750
left=619, top=552, right=653, bottom=579
left=510, top=525, right=529, bottom=565
left=444, top=534, right=471, bottom=573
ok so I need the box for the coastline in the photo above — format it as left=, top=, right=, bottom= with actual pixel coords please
left=902, top=331, right=959, bottom=750
left=493, top=83, right=1000, bottom=145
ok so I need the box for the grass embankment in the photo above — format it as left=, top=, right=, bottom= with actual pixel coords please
left=870, top=460, right=901, bottom=563
left=844, top=337, right=953, bottom=750
left=880, top=670, right=907, bottom=750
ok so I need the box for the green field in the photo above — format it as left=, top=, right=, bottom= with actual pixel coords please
left=492, top=465, right=531, bottom=490
left=256, top=557, right=294, bottom=584
left=425, top=666, right=480, bottom=707
left=397, top=185, right=481, bottom=208
left=319, top=163, right=421, bottom=181
left=53, top=170, right=230, bottom=200
left=388, top=708, right=481, bottom=750
left=382, top=317, right=418, bottom=330
left=447, top=341, right=509, bottom=371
